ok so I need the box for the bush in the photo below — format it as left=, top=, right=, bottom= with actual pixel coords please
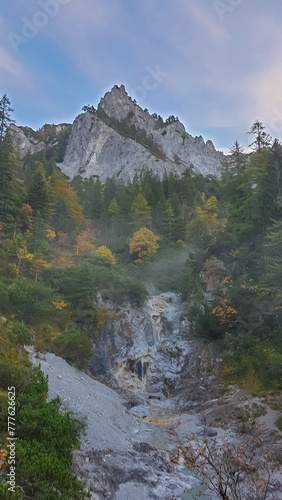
left=8, top=281, right=55, bottom=324
left=0, top=366, right=88, bottom=499
left=51, top=328, right=92, bottom=368
left=92, top=266, right=147, bottom=305
left=7, top=320, right=31, bottom=345
left=0, top=281, right=11, bottom=314
left=51, top=261, right=96, bottom=315
left=16, top=438, right=89, bottom=499
left=190, top=302, right=222, bottom=339
left=221, top=335, right=282, bottom=392
left=0, top=482, right=22, bottom=499
left=0, top=323, right=31, bottom=391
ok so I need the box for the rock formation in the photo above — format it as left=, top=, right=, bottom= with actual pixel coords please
left=60, top=85, right=223, bottom=181
left=8, top=123, right=71, bottom=159
left=9, top=85, right=224, bottom=182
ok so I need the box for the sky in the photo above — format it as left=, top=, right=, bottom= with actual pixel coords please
left=1, top=0, right=282, bottom=153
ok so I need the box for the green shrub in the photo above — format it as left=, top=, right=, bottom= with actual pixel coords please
left=51, top=328, right=92, bottom=368
left=93, top=266, right=147, bottom=305
left=0, top=482, right=22, bottom=499
left=17, top=397, right=83, bottom=464
left=0, top=281, right=11, bottom=314
left=7, top=321, right=31, bottom=345
left=1, top=366, right=88, bottom=499
left=8, top=281, right=54, bottom=323
left=50, top=261, right=96, bottom=316
left=221, top=336, right=282, bottom=392
left=191, top=302, right=222, bottom=339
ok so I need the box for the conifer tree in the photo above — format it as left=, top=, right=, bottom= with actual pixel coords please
left=0, top=94, right=15, bottom=140
left=131, top=192, right=151, bottom=230
left=51, top=172, right=83, bottom=231
left=163, top=199, right=175, bottom=239
left=103, top=177, right=116, bottom=210
left=108, top=197, right=119, bottom=221
left=28, top=211, right=47, bottom=252
left=52, top=197, right=71, bottom=233
left=18, top=203, right=33, bottom=234
left=258, top=139, right=282, bottom=227
left=91, top=178, right=104, bottom=219
left=225, top=140, right=245, bottom=176
left=248, top=120, right=272, bottom=153
left=0, top=133, right=17, bottom=225
left=26, top=162, right=51, bottom=220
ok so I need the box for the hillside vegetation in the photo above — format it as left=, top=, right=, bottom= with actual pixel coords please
left=0, top=95, right=282, bottom=496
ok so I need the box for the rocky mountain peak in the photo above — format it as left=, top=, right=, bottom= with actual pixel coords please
left=9, top=122, right=72, bottom=159
left=9, top=85, right=224, bottom=181
left=98, top=84, right=156, bottom=130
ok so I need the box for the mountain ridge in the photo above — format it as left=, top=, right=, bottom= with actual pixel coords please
left=9, top=85, right=224, bottom=182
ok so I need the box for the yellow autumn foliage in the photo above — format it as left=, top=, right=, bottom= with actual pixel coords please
left=17, top=248, right=34, bottom=261
left=221, top=275, right=233, bottom=287
left=76, top=230, right=96, bottom=256
left=211, top=299, right=237, bottom=327
left=46, top=228, right=56, bottom=240
left=129, top=227, right=159, bottom=262
left=196, top=195, right=226, bottom=237
left=96, top=246, right=117, bottom=265
left=52, top=300, right=68, bottom=310
left=52, top=173, right=84, bottom=225
left=240, top=275, right=259, bottom=292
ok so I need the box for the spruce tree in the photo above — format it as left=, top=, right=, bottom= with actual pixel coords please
left=258, top=140, right=282, bottom=227
left=90, top=178, right=103, bottom=220
left=226, top=140, right=245, bottom=176
left=0, top=133, right=17, bottom=225
left=248, top=120, right=272, bottom=153
left=103, top=177, right=116, bottom=210
left=108, top=197, right=119, bottom=221
left=26, top=162, right=51, bottom=220
left=52, top=197, right=71, bottom=233
left=28, top=210, right=47, bottom=252
left=162, top=199, right=175, bottom=239
left=131, top=192, right=151, bottom=230
left=0, top=94, right=15, bottom=139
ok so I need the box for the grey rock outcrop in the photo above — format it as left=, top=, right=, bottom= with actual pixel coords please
left=91, top=292, right=192, bottom=397
left=60, top=85, right=223, bottom=181
left=9, top=124, right=46, bottom=158
left=8, top=85, right=223, bottom=181
left=72, top=445, right=192, bottom=500
left=8, top=122, right=71, bottom=159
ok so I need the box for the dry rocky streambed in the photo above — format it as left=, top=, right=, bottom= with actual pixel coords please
left=27, top=292, right=282, bottom=499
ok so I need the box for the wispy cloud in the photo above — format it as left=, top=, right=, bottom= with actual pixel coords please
left=179, top=0, right=228, bottom=44
left=0, top=45, right=31, bottom=82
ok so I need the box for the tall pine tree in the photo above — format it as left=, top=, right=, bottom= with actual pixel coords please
left=0, top=94, right=15, bottom=139
left=27, top=162, right=51, bottom=221
left=0, top=129, right=17, bottom=226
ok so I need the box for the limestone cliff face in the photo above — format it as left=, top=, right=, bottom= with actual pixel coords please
left=8, top=123, right=71, bottom=159
left=9, top=84, right=223, bottom=181
left=60, top=85, right=223, bottom=181
left=91, top=292, right=192, bottom=397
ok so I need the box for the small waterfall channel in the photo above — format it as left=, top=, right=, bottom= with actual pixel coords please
left=133, top=357, right=147, bottom=381
left=113, top=352, right=150, bottom=393
left=99, top=293, right=212, bottom=497
left=133, top=357, right=148, bottom=392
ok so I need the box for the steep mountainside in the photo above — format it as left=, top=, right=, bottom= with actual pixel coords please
left=9, top=122, right=71, bottom=159
left=9, top=85, right=223, bottom=182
